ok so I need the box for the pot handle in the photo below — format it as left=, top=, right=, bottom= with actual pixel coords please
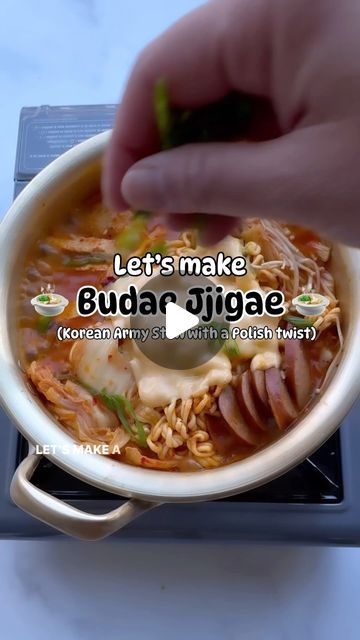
left=10, top=454, right=160, bottom=540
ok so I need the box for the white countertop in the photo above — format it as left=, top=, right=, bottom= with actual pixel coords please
left=0, top=540, right=360, bottom=639
left=0, top=1, right=359, bottom=638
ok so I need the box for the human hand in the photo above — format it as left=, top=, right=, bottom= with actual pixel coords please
left=103, top=0, right=360, bottom=246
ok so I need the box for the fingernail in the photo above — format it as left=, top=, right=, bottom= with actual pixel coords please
left=121, top=165, right=165, bottom=211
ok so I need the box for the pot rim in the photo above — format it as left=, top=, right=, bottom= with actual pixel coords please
left=0, top=130, right=360, bottom=503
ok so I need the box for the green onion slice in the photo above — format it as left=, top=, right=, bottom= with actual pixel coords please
left=154, top=78, right=172, bottom=150
left=284, top=315, right=314, bottom=328
left=88, top=388, right=148, bottom=448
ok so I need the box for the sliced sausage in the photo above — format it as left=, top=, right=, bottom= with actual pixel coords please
left=251, top=368, right=271, bottom=413
left=284, top=337, right=312, bottom=410
left=265, top=367, right=298, bottom=431
left=206, top=415, right=246, bottom=456
left=236, top=370, right=268, bottom=432
left=218, top=385, right=262, bottom=446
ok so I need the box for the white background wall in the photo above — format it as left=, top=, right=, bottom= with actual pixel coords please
left=0, top=1, right=359, bottom=638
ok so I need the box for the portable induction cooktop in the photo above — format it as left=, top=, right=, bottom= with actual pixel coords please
left=1, top=104, right=360, bottom=543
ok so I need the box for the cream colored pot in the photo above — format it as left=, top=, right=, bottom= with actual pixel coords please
left=0, top=131, right=359, bottom=540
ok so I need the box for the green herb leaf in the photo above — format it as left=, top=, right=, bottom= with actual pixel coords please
left=134, top=420, right=148, bottom=448
left=203, top=322, right=240, bottom=360
left=134, top=210, right=151, bottom=222
left=99, top=391, right=131, bottom=431
left=223, top=339, right=241, bottom=360
left=148, top=240, right=167, bottom=256
left=37, top=316, right=52, bottom=333
left=115, top=214, right=148, bottom=252
left=83, top=383, right=100, bottom=397
left=37, top=294, right=50, bottom=302
left=204, top=321, right=228, bottom=349
left=298, top=294, right=312, bottom=302
left=284, top=315, right=314, bottom=328
left=89, top=388, right=148, bottom=448
left=154, top=86, right=256, bottom=150
left=120, top=395, right=148, bottom=448
left=154, top=78, right=173, bottom=150
left=115, top=228, right=143, bottom=252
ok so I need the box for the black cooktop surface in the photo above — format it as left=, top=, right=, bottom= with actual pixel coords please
left=1, top=402, right=360, bottom=543
left=17, top=432, right=343, bottom=505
